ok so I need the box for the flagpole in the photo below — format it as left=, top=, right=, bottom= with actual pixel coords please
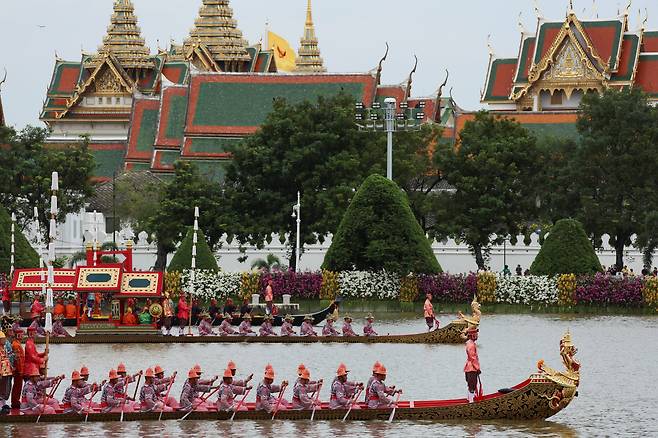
left=44, top=171, right=59, bottom=376
left=187, top=206, right=199, bottom=336
left=10, top=213, right=15, bottom=280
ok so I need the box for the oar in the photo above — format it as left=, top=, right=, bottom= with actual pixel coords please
left=180, top=385, right=222, bottom=420
left=310, top=381, right=323, bottom=421
left=387, top=391, right=402, bottom=423
left=85, top=380, right=106, bottom=423
left=131, top=372, right=143, bottom=402
left=229, top=387, right=252, bottom=421
left=158, top=373, right=177, bottom=421
left=433, top=317, right=441, bottom=330
left=477, top=374, right=484, bottom=400
left=342, top=387, right=364, bottom=422
left=271, top=383, right=288, bottom=420
left=120, top=371, right=142, bottom=423
left=36, top=376, right=62, bottom=423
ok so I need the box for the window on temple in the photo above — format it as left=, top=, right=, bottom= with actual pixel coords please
left=551, top=91, right=564, bottom=105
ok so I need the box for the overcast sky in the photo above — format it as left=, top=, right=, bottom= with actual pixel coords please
left=1, top=0, right=655, bottom=128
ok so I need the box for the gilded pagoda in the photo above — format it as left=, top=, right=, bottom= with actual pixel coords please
left=468, top=5, right=658, bottom=137
left=39, top=0, right=459, bottom=182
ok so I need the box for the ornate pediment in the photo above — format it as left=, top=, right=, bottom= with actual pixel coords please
left=90, top=66, right=130, bottom=94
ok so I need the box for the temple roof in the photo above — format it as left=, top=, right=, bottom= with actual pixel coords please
left=0, top=74, right=5, bottom=127
left=295, top=0, right=326, bottom=73
left=89, top=0, right=152, bottom=70
left=181, top=0, right=251, bottom=71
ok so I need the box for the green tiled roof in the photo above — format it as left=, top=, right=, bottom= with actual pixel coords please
left=187, top=137, right=240, bottom=154
left=165, top=94, right=188, bottom=141
left=192, top=81, right=366, bottom=127
left=92, top=149, right=126, bottom=178
left=136, top=109, right=159, bottom=153
left=128, top=162, right=151, bottom=171
left=524, top=122, right=580, bottom=140
left=159, top=150, right=181, bottom=167
left=186, top=160, right=230, bottom=182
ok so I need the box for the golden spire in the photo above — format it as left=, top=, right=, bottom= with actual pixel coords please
left=94, top=0, right=152, bottom=69
left=295, top=0, right=326, bottom=73
left=0, top=69, right=6, bottom=127
left=183, top=0, right=251, bottom=71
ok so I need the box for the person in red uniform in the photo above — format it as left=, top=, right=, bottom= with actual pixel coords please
left=177, top=293, right=189, bottom=336
left=30, top=297, right=44, bottom=320
left=24, top=327, right=47, bottom=376
left=463, top=326, right=481, bottom=403
left=9, top=327, right=24, bottom=409
left=423, top=293, right=436, bottom=331
left=53, top=299, right=65, bottom=318
left=64, top=300, right=78, bottom=319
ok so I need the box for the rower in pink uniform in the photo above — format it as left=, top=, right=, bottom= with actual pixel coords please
left=300, top=315, right=317, bottom=337
left=463, top=326, right=481, bottom=403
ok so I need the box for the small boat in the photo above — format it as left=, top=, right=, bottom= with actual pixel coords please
left=39, top=320, right=472, bottom=345
left=0, top=333, right=580, bottom=423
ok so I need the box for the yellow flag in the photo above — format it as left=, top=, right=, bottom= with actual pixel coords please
left=268, top=31, right=297, bottom=72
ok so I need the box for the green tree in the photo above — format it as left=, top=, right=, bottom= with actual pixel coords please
left=530, top=219, right=602, bottom=275
left=251, top=254, right=286, bottom=272
left=0, top=205, right=40, bottom=275
left=168, top=228, right=219, bottom=272
left=0, top=126, right=96, bottom=238
left=574, top=88, right=658, bottom=270
left=147, top=162, right=224, bottom=270
left=222, top=93, right=379, bottom=270
left=433, top=111, right=541, bottom=270
left=322, top=174, right=441, bottom=274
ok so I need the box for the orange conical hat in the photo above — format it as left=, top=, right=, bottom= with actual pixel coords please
left=71, top=371, right=82, bottom=381
left=108, top=369, right=119, bottom=380
left=265, top=364, right=273, bottom=372
left=117, top=363, right=127, bottom=373
left=297, top=363, right=306, bottom=376
left=80, top=366, right=90, bottom=376
left=228, top=361, right=237, bottom=370
left=188, top=369, right=198, bottom=379
left=223, top=368, right=233, bottom=378
left=194, top=364, right=202, bottom=374
left=372, top=361, right=382, bottom=372
left=264, top=368, right=275, bottom=379
left=144, top=368, right=155, bottom=378
left=154, top=365, right=164, bottom=374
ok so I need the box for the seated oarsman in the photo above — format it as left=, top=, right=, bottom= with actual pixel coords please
left=259, top=315, right=277, bottom=337
left=364, top=362, right=382, bottom=401
left=255, top=366, right=288, bottom=413
left=238, top=314, right=257, bottom=337
left=227, top=361, right=253, bottom=387
left=154, top=365, right=178, bottom=409
left=291, top=368, right=322, bottom=410
left=300, top=315, right=318, bottom=337
left=52, top=314, right=70, bottom=337
left=198, top=312, right=215, bottom=336
left=192, top=365, right=218, bottom=409
left=363, top=314, right=378, bottom=337
left=342, top=315, right=357, bottom=337
left=217, top=367, right=252, bottom=412
left=101, top=369, right=134, bottom=413
left=20, top=365, right=57, bottom=415
left=322, top=315, right=340, bottom=336
left=140, top=368, right=172, bottom=412
left=28, top=318, right=46, bottom=337
left=116, top=363, right=141, bottom=410
left=218, top=313, right=236, bottom=336
left=79, top=366, right=100, bottom=409
left=36, top=373, right=63, bottom=410
left=367, top=365, right=401, bottom=409
left=331, top=364, right=363, bottom=410
left=65, top=371, right=95, bottom=414
left=280, top=314, right=296, bottom=336
left=179, top=368, right=216, bottom=412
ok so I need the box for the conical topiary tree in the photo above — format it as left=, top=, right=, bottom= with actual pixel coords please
left=322, top=174, right=442, bottom=274
left=168, top=228, right=219, bottom=272
left=530, top=218, right=602, bottom=275
left=0, top=206, right=39, bottom=275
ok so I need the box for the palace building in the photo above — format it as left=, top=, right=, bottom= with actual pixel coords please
left=466, top=5, right=658, bottom=137
left=40, top=0, right=458, bottom=182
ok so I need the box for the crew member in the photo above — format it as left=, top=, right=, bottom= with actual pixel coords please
left=101, top=369, right=134, bottom=413
left=179, top=368, right=215, bottom=412
left=28, top=317, right=46, bottom=337
left=20, top=365, right=56, bottom=415
left=280, top=314, right=296, bottom=336
left=342, top=315, right=357, bottom=337
left=322, top=315, right=339, bottom=336
left=424, top=293, right=436, bottom=331
left=259, top=315, right=277, bottom=337
left=10, top=327, right=24, bottom=409
left=64, top=300, right=77, bottom=320
left=140, top=368, right=172, bottom=412
left=255, top=366, right=288, bottom=413
left=291, top=368, right=322, bottom=410
left=198, top=312, right=215, bottom=336
left=238, top=313, right=256, bottom=336
left=52, top=314, right=69, bottom=337
left=330, top=364, right=363, bottom=409
left=0, top=331, right=12, bottom=412
left=63, top=371, right=94, bottom=414
left=218, top=313, right=236, bottom=336
left=161, top=292, right=174, bottom=336
left=364, top=362, right=381, bottom=401
left=227, top=361, right=253, bottom=387
left=153, top=365, right=178, bottom=409
left=367, top=365, right=401, bottom=408
left=217, top=367, right=252, bottom=412
left=53, top=300, right=65, bottom=318
left=463, top=326, right=481, bottom=403
left=363, top=314, right=378, bottom=337
left=24, top=327, right=47, bottom=375
left=177, top=293, right=189, bottom=336
left=300, top=315, right=317, bottom=337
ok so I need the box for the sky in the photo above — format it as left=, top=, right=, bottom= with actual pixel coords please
left=0, top=0, right=656, bottom=129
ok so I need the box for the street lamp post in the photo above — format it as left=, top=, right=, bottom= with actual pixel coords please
left=292, top=192, right=301, bottom=272
left=355, top=98, right=424, bottom=181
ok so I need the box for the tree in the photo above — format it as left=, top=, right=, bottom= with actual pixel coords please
left=222, top=93, right=379, bottom=270
left=322, top=174, right=442, bottom=274
left=0, top=126, right=96, bottom=238
left=530, top=219, right=602, bottom=275
left=433, top=111, right=542, bottom=270
left=146, top=162, right=224, bottom=270
left=251, top=254, right=286, bottom=272
left=573, top=88, right=658, bottom=270
left=168, top=228, right=219, bottom=272
left=0, top=205, right=39, bottom=275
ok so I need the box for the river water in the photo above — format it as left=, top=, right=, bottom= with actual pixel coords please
left=2, top=313, right=657, bottom=437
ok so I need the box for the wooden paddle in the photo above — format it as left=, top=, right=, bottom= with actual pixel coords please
left=310, top=381, right=323, bottom=421
left=120, top=371, right=142, bottom=422
left=342, top=387, right=364, bottom=422
left=229, top=387, right=252, bottom=421
left=36, top=375, right=63, bottom=423
left=85, top=380, right=106, bottom=423
left=271, top=383, right=288, bottom=420
left=387, top=391, right=402, bottom=423
left=477, top=375, right=484, bottom=400
left=180, top=385, right=222, bottom=420
left=158, top=373, right=176, bottom=421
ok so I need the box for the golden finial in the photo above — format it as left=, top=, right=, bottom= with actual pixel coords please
left=0, top=68, right=6, bottom=91
left=518, top=12, right=527, bottom=34
left=533, top=0, right=542, bottom=19
left=375, top=42, right=389, bottom=86
left=624, top=0, right=632, bottom=16
left=404, top=55, right=418, bottom=101
left=296, top=0, right=326, bottom=72
left=487, top=34, right=495, bottom=58
left=306, top=0, right=314, bottom=26
left=434, top=69, right=449, bottom=121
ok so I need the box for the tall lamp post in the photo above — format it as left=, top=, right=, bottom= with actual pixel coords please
left=291, top=192, right=301, bottom=272
left=355, top=98, right=425, bottom=181
left=188, top=206, right=199, bottom=336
